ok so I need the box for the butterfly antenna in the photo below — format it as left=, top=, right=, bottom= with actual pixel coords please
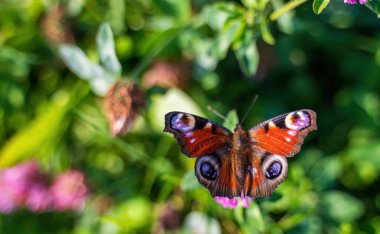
left=207, top=106, right=226, bottom=121
left=240, top=95, right=259, bottom=125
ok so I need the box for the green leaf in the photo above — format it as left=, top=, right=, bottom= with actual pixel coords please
left=321, top=191, right=364, bottom=223
left=192, top=38, right=218, bottom=70
left=260, top=20, right=275, bottom=45
left=211, top=19, right=246, bottom=60
left=148, top=88, right=204, bottom=132
left=181, top=170, right=201, bottom=190
left=245, top=204, right=265, bottom=232
left=0, top=87, right=86, bottom=166
left=154, top=0, right=191, bottom=23
left=366, top=1, right=380, bottom=17
left=234, top=31, right=259, bottom=77
left=202, top=3, right=244, bottom=31
left=96, top=22, right=122, bottom=76
left=242, top=0, right=256, bottom=8
left=270, top=0, right=307, bottom=21
left=223, top=110, right=239, bottom=131
left=312, top=0, right=330, bottom=15
left=59, top=45, right=116, bottom=96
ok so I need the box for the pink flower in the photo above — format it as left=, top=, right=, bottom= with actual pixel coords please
left=214, top=196, right=253, bottom=208
left=0, top=161, right=89, bottom=213
left=0, top=189, right=18, bottom=213
left=50, top=170, right=88, bottom=211
left=344, top=0, right=367, bottom=4
left=0, top=161, right=43, bottom=213
left=25, top=183, right=53, bottom=212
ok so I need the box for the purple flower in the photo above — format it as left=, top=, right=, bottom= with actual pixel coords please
left=50, top=170, right=88, bottom=211
left=214, top=196, right=253, bottom=208
left=344, top=0, right=367, bottom=4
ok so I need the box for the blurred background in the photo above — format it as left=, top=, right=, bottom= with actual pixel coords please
left=1, top=0, right=380, bottom=233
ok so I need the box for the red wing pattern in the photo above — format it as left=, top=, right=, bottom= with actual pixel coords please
left=249, top=109, right=317, bottom=157
left=164, top=112, right=232, bottom=157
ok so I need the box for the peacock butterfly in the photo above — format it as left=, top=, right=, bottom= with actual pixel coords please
left=164, top=110, right=317, bottom=200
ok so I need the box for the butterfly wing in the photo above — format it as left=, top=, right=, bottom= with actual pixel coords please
left=249, top=109, right=317, bottom=157
left=194, top=153, right=243, bottom=198
left=243, top=109, right=317, bottom=197
left=164, top=112, right=241, bottom=197
left=164, top=112, right=232, bottom=157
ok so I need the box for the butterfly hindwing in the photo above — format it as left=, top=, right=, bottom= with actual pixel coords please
left=249, top=109, right=317, bottom=157
left=195, top=153, right=242, bottom=198
left=164, top=112, right=232, bottom=157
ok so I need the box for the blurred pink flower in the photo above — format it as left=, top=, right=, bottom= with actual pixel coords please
left=0, top=161, right=89, bottom=213
left=0, top=161, right=43, bottom=213
left=50, top=170, right=88, bottom=211
left=0, top=190, right=18, bottom=213
left=344, top=0, right=367, bottom=4
left=214, top=196, right=253, bottom=208
left=25, top=183, right=53, bottom=212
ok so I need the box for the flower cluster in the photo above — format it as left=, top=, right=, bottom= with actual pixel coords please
left=214, top=196, right=253, bottom=208
left=0, top=161, right=87, bottom=213
left=344, top=0, right=367, bottom=4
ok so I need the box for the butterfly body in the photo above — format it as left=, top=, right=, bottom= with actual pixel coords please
left=164, top=110, right=317, bottom=199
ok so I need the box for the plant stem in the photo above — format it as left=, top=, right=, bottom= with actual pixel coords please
left=270, top=0, right=308, bottom=21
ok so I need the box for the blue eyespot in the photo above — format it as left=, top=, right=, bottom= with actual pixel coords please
left=201, top=162, right=217, bottom=180
left=265, top=161, right=282, bottom=179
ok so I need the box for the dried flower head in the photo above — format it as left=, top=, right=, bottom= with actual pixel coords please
left=155, top=203, right=181, bottom=233
left=105, top=80, right=146, bottom=136
left=143, top=59, right=192, bottom=89
left=41, top=5, right=74, bottom=44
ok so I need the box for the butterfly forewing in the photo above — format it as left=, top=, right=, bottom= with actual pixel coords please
left=249, top=109, right=317, bottom=157
left=164, top=112, right=232, bottom=157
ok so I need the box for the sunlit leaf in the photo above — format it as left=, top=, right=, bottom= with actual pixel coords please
left=96, top=22, right=122, bottom=76
left=223, top=110, right=239, bottom=131
left=0, top=88, right=85, bottom=166
left=242, top=0, right=256, bottom=8
left=260, top=20, right=275, bottom=45
left=101, top=197, right=152, bottom=231
left=202, top=3, right=244, bottom=31
left=312, top=0, right=330, bottom=15
left=245, top=204, right=265, bottom=232
left=155, top=0, right=191, bottom=23
left=148, top=88, right=204, bottom=132
left=181, top=170, right=201, bottom=190
left=321, top=191, right=364, bottom=223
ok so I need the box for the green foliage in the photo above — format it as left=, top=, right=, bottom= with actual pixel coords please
left=366, top=0, right=380, bottom=16
left=313, top=0, right=331, bottom=14
left=1, top=0, right=380, bottom=233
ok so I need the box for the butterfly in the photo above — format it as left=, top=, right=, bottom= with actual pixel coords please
left=164, top=110, right=317, bottom=199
